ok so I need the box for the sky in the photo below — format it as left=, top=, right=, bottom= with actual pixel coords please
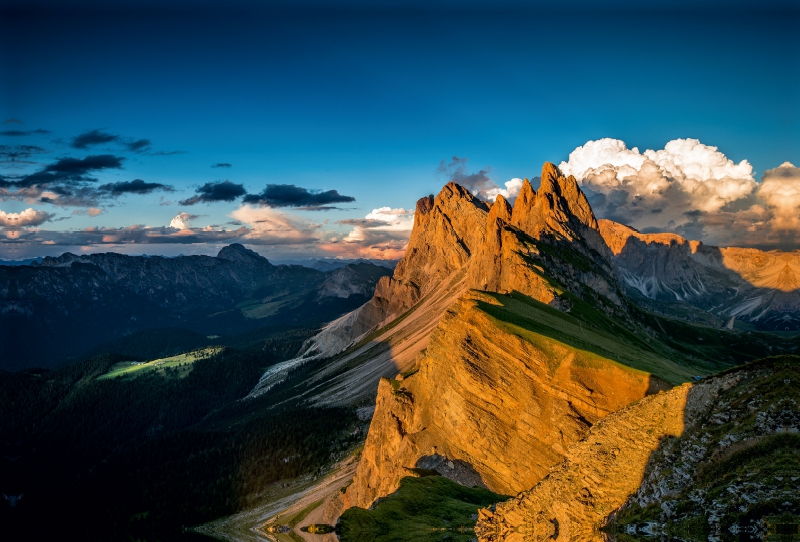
left=1, top=1, right=798, bottom=260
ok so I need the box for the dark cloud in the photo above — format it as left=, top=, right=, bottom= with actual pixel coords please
left=71, top=129, right=119, bottom=149
left=0, top=154, right=127, bottom=207
left=1, top=129, right=51, bottom=137
left=1, top=154, right=125, bottom=189
left=0, top=145, right=48, bottom=164
left=71, top=130, right=151, bottom=153
left=242, top=184, right=355, bottom=209
left=179, top=180, right=247, bottom=205
left=3, top=119, right=23, bottom=125
left=437, top=156, right=494, bottom=194
left=211, top=163, right=232, bottom=168
left=126, top=138, right=151, bottom=152
left=99, top=179, right=174, bottom=195
left=336, top=218, right=391, bottom=228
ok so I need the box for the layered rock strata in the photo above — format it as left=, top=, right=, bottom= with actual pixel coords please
left=337, top=163, right=672, bottom=513
left=342, top=291, right=665, bottom=512
left=475, top=357, right=798, bottom=541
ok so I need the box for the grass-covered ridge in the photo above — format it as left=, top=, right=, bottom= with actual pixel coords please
left=97, top=347, right=222, bottom=380
left=471, top=288, right=782, bottom=385
left=474, top=290, right=700, bottom=384
left=338, top=475, right=508, bottom=542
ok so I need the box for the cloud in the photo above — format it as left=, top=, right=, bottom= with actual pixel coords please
left=559, top=138, right=800, bottom=248
left=3, top=119, right=23, bottom=125
left=321, top=207, right=413, bottom=259
left=148, top=150, right=186, bottom=156
left=438, top=156, right=524, bottom=202
left=229, top=205, right=321, bottom=245
left=71, top=129, right=151, bottom=153
left=0, top=154, right=128, bottom=207
left=169, top=212, right=201, bottom=229
left=99, top=179, right=174, bottom=195
left=179, top=180, right=247, bottom=205
left=2, top=224, right=251, bottom=247
left=0, top=154, right=125, bottom=190
left=0, top=144, right=48, bottom=164
left=757, top=162, right=800, bottom=240
left=71, top=129, right=119, bottom=149
left=1, top=129, right=51, bottom=137
left=242, top=184, right=356, bottom=210
left=0, top=208, right=55, bottom=228
left=72, top=207, right=105, bottom=217
left=336, top=218, right=392, bottom=228
left=211, top=163, right=232, bottom=168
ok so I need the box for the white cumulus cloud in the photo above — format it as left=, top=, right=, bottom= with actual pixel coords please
left=0, top=208, right=55, bottom=228
left=555, top=138, right=800, bottom=246
left=757, top=162, right=800, bottom=237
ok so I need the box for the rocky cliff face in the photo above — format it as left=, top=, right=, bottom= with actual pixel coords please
left=336, top=164, right=669, bottom=515
left=475, top=356, right=799, bottom=541
left=599, top=220, right=800, bottom=331
left=342, top=291, right=666, bottom=512
left=314, top=163, right=626, bottom=361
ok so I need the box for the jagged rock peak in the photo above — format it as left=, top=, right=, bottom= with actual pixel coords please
left=415, top=194, right=434, bottom=215
left=538, top=161, right=599, bottom=229
left=511, top=162, right=600, bottom=240
left=40, top=252, right=87, bottom=267
left=512, top=177, right=536, bottom=216
left=489, top=194, right=512, bottom=223
left=216, top=243, right=271, bottom=264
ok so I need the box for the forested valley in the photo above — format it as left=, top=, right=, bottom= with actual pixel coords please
left=0, top=325, right=364, bottom=540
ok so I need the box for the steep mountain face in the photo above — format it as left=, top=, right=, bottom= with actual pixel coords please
left=475, top=356, right=799, bottom=541
left=342, top=291, right=668, bottom=512
left=311, top=164, right=625, bottom=362
left=333, top=164, right=680, bottom=516
left=0, top=244, right=391, bottom=370
left=599, top=220, right=800, bottom=331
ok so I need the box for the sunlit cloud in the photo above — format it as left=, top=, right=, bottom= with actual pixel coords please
left=229, top=205, right=321, bottom=245
left=321, top=206, right=413, bottom=259
left=559, top=138, right=800, bottom=248
left=0, top=207, right=55, bottom=228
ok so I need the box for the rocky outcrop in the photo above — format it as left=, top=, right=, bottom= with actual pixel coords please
left=335, top=163, right=660, bottom=515
left=474, top=382, right=696, bottom=541
left=342, top=291, right=666, bottom=512
left=315, top=164, right=627, bottom=360
left=475, top=356, right=800, bottom=541
left=316, top=263, right=392, bottom=299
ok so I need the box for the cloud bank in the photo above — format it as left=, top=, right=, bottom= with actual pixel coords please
left=180, top=180, right=247, bottom=205
left=242, top=184, right=356, bottom=210
left=0, top=208, right=55, bottom=228
left=559, top=138, right=800, bottom=248
left=321, top=206, right=413, bottom=259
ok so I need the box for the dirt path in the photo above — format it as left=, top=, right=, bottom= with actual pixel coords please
left=194, top=457, right=358, bottom=542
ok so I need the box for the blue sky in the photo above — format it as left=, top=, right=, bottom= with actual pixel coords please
left=1, top=2, right=798, bottom=259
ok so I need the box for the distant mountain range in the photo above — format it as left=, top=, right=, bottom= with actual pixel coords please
left=0, top=243, right=391, bottom=370
left=600, top=220, right=800, bottom=332
left=271, top=258, right=398, bottom=272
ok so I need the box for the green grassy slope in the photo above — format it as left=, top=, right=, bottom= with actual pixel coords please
left=474, top=289, right=775, bottom=385
left=98, top=347, right=222, bottom=380
left=338, top=475, right=508, bottom=542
